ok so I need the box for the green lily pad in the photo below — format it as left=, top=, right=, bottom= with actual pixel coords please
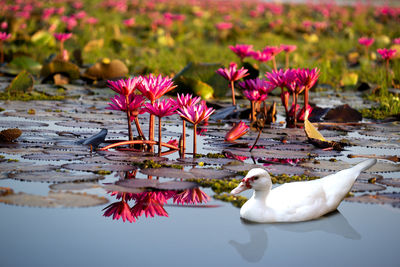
left=31, top=30, right=55, bottom=47
left=5, top=71, right=34, bottom=96
left=9, top=56, right=42, bottom=75
left=41, top=59, right=80, bottom=81
left=340, top=72, right=358, bottom=87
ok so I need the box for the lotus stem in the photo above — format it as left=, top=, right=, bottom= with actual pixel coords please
left=182, top=119, right=186, bottom=158
left=230, top=80, right=236, bottom=106
left=294, top=93, right=298, bottom=127
left=158, top=116, right=162, bottom=157
left=365, top=46, right=369, bottom=60
left=249, top=129, right=262, bottom=152
left=285, top=53, right=289, bottom=69
left=193, top=124, right=197, bottom=157
left=0, top=41, right=3, bottom=64
left=272, top=56, right=277, bottom=72
left=304, top=88, right=309, bottom=120
left=149, top=113, right=154, bottom=153
left=60, top=41, right=64, bottom=57
left=125, top=95, right=133, bottom=142
left=250, top=101, right=256, bottom=122
left=134, top=117, right=145, bottom=140
left=100, top=140, right=179, bottom=151
left=385, top=59, right=390, bottom=88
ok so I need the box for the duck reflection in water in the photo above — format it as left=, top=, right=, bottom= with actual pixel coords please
left=229, top=210, right=361, bottom=263
left=103, top=174, right=210, bottom=223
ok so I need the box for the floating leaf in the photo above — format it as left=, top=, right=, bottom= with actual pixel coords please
left=0, top=191, right=108, bottom=208
left=22, top=153, right=85, bottom=161
left=62, top=163, right=137, bottom=173
left=340, top=72, right=358, bottom=87
left=31, top=30, right=55, bottom=46
left=116, top=179, right=197, bottom=190
left=0, top=162, right=57, bottom=172
left=263, top=164, right=309, bottom=176
left=5, top=70, right=34, bottom=95
left=301, top=160, right=400, bottom=173
left=140, top=168, right=195, bottom=179
left=304, top=119, right=344, bottom=151
left=9, top=56, right=42, bottom=75
left=83, top=59, right=128, bottom=80
left=351, top=182, right=386, bottom=192
left=40, top=59, right=80, bottom=81
left=346, top=192, right=400, bottom=208
left=324, top=105, right=362, bottom=123
left=377, top=178, right=400, bottom=188
left=49, top=182, right=101, bottom=191
left=189, top=168, right=236, bottom=179
left=9, top=171, right=104, bottom=183
left=0, top=128, right=22, bottom=142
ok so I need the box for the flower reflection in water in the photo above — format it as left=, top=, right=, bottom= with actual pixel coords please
left=103, top=186, right=210, bottom=223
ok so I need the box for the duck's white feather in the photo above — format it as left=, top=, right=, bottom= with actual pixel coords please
left=233, top=159, right=377, bottom=223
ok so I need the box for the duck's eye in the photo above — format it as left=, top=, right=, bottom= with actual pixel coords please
left=253, top=176, right=259, bottom=180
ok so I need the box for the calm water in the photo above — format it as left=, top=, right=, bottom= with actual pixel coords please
left=1, top=193, right=399, bottom=267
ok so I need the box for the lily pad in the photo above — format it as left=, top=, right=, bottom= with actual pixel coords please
left=62, top=163, right=137, bottom=173
left=41, top=59, right=80, bottom=81
left=301, top=160, right=400, bottom=173
left=22, top=153, right=86, bottom=161
left=140, top=168, right=195, bottom=179
left=9, top=56, right=42, bottom=75
left=0, top=191, right=108, bottom=208
left=345, top=192, right=400, bottom=208
left=377, top=178, right=400, bottom=188
left=83, top=59, right=128, bottom=80
left=0, top=128, right=22, bottom=142
left=5, top=70, right=34, bottom=95
left=189, top=168, right=236, bottom=179
left=351, top=182, right=386, bottom=192
left=0, top=162, right=57, bottom=172
left=263, top=164, right=309, bottom=176
left=116, top=179, right=197, bottom=190
left=49, top=182, right=101, bottom=191
left=9, top=171, right=104, bottom=183
left=324, top=104, right=362, bottom=122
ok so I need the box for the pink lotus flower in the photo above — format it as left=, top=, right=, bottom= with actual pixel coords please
left=358, top=37, right=374, bottom=47
left=265, top=69, right=297, bottom=91
left=251, top=50, right=273, bottom=63
left=1, top=22, right=8, bottom=30
left=173, top=188, right=210, bottom=205
left=225, top=121, right=249, bottom=142
left=216, top=62, right=249, bottom=82
left=143, top=98, right=177, bottom=118
left=53, top=33, right=72, bottom=42
left=167, top=138, right=179, bottom=147
left=0, top=32, right=11, bottom=41
left=106, top=94, right=145, bottom=119
left=377, top=48, right=397, bottom=60
left=124, top=18, right=135, bottom=27
left=229, top=44, right=254, bottom=62
left=280, top=44, right=297, bottom=53
left=238, top=78, right=275, bottom=95
left=242, top=89, right=268, bottom=102
left=262, top=46, right=283, bottom=57
left=107, top=77, right=142, bottom=96
left=296, top=68, right=320, bottom=91
left=173, top=93, right=201, bottom=108
left=86, top=17, right=98, bottom=25
left=131, top=192, right=169, bottom=218
left=215, top=22, right=233, bottom=30
left=177, top=101, right=214, bottom=125
left=103, top=200, right=136, bottom=223
left=393, top=38, right=400, bottom=45
left=137, top=74, right=177, bottom=103
left=61, top=16, right=78, bottom=31
left=177, top=101, right=214, bottom=156
left=297, top=105, right=313, bottom=122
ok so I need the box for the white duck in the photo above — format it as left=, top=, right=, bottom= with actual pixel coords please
left=231, top=159, right=377, bottom=223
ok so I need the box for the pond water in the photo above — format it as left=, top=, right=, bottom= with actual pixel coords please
left=1, top=95, right=400, bottom=267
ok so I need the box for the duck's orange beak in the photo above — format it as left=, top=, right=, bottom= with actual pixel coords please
left=230, top=181, right=249, bottom=195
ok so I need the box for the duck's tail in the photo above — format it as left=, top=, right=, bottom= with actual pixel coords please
left=351, top=159, right=377, bottom=173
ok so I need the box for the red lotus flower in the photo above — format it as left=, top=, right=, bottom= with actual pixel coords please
left=238, top=78, right=275, bottom=95
left=124, top=18, right=135, bottom=27
left=242, top=89, right=268, bottom=102
left=0, top=32, right=11, bottom=41
left=394, top=38, right=400, bottom=45
left=216, top=62, right=249, bottom=82
left=251, top=50, right=273, bottom=63
left=358, top=37, right=374, bottom=47
left=262, top=46, right=283, bottom=57
left=280, top=44, right=297, bottom=53
left=103, top=200, right=136, bottom=223
left=225, top=121, right=249, bottom=142
left=296, top=68, right=320, bottom=91
left=297, top=104, right=313, bottom=121
left=137, top=74, right=177, bottom=103
left=173, top=188, right=210, bottom=205
left=377, top=48, right=397, bottom=60
left=215, top=22, right=233, bottom=30
left=143, top=98, right=177, bottom=118
left=177, top=101, right=215, bottom=125
left=229, top=44, right=254, bottom=61
left=107, top=77, right=142, bottom=96
left=173, top=93, right=201, bottom=108
left=265, top=69, right=297, bottom=91
left=106, top=94, right=145, bottom=120
left=131, top=192, right=169, bottom=218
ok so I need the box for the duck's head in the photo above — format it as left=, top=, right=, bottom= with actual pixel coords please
left=231, top=168, right=272, bottom=195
